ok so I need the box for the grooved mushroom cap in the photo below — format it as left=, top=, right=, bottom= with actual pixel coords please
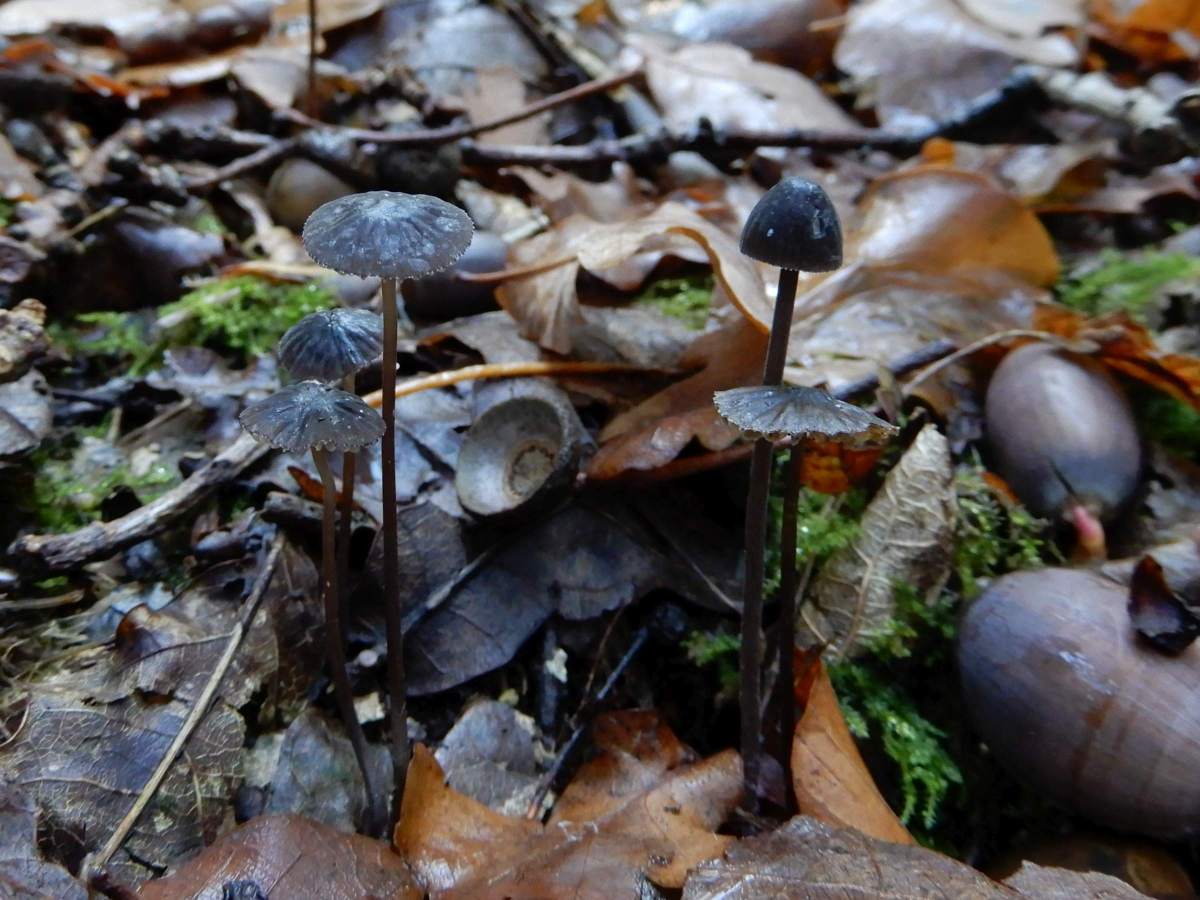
left=239, top=380, right=384, bottom=453
left=302, top=191, right=475, bottom=279
left=277, top=308, right=383, bottom=382
left=713, top=385, right=896, bottom=444
left=739, top=177, right=843, bottom=271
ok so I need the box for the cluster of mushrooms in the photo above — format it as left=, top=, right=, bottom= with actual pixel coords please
left=239, top=192, right=474, bottom=832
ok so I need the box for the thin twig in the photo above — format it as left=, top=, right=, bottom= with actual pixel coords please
left=87, top=534, right=286, bottom=874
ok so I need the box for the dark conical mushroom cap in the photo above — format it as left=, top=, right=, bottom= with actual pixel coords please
left=302, top=191, right=474, bottom=280
left=277, top=308, right=383, bottom=382
left=240, top=380, right=384, bottom=453
left=740, top=177, right=843, bottom=272
left=714, top=385, right=896, bottom=444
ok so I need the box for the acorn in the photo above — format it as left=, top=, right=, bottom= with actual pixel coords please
left=957, top=566, right=1200, bottom=839
left=985, top=343, right=1142, bottom=556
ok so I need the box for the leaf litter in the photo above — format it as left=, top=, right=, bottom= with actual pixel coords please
left=0, top=0, right=1199, bottom=895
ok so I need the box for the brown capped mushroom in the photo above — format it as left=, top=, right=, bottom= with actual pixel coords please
left=958, top=566, right=1200, bottom=839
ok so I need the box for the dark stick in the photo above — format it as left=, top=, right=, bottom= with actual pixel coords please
left=740, top=267, right=800, bottom=802
left=313, top=450, right=383, bottom=835
left=380, top=278, right=407, bottom=822
left=775, top=444, right=804, bottom=798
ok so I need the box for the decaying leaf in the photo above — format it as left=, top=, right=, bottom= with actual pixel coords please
left=0, top=782, right=87, bottom=900
left=137, top=814, right=421, bottom=899
left=642, top=39, right=859, bottom=134
left=792, top=655, right=914, bottom=844
left=496, top=202, right=767, bottom=353
left=800, top=424, right=956, bottom=659
left=682, top=815, right=1011, bottom=899
left=1092, top=0, right=1200, bottom=65
left=0, top=541, right=322, bottom=884
left=836, top=0, right=1077, bottom=129
left=0, top=369, right=51, bottom=457
left=1003, top=861, right=1153, bottom=899
left=406, top=502, right=671, bottom=695
left=396, top=710, right=741, bottom=897
left=434, top=699, right=546, bottom=817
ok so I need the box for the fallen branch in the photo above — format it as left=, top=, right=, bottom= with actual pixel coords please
left=85, top=534, right=285, bottom=877
left=7, top=432, right=268, bottom=573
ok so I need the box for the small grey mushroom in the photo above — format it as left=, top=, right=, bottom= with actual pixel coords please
left=403, top=231, right=507, bottom=321
left=739, top=176, right=843, bottom=273
left=713, top=385, right=897, bottom=445
left=277, top=308, right=384, bottom=383
left=301, top=191, right=474, bottom=281
left=455, top=395, right=582, bottom=519
left=238, top=380, right=383, bottom=454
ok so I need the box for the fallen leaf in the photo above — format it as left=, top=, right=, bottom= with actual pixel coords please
left=958, top=0, right=1084, bottom=36
left=682, top=815, right=1011, bottom=898
left=138, top=814, right=421, bottom=899
left=396, top=711, right=741, bottom=897
left=461, top=67, right=551, bottom=146
left=435, top=699, right=546, bottom=817
left=0, top=299, right=47, bottom=384
left=791, top=656, right=914, bottom=844
left=1092, top=0, right=1200, bottom=64
left=1128, top=555, right=1200, bottom=654
left=670, top=0, right=843, bottom=73
left=0, top=370, right=51, bottom=458
left=836, top=0, right=1077, bottom=130
left=0, top=782, right=87, bottom=900
left=799, top=424, right=956, bottom=659
left=588, top=320, right=764, bottom=480
left=643, top=39, right=859, bottom=134
left=1003, top=861, right=1153, bottom=899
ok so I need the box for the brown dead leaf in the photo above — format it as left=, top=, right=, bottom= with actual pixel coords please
left=138, top=814, right=421, bottom=899
left=1034, top=305, right=1200, bottom=410
left=497, top=202, right=767, bottom=353
left=799, top=440, right=884, bottom=495
left=461, top=67, right=551, bottom=146
left=682, top=815, right=1011, bottom=898
left=642, top=39, right=859, bottom=134
left=0, top=782, right=87, bottom=900
left=799, top=424, right=956, bottom=659
left=1003, top=862, right=1153, bottom=899
left=1093, top=0, right=1200, bottom=64
left=836, top=0, right=1077, bottom=130
left=0, top=370, right=51, bottom=458
left=588, top=320, right=764, bottom=479
left=0, top=299, right=47, bottom=384
left=792, top=655, right=914, bottom=844
left=671, top=0, right=843, bottom=74
left=395, top=711, right=742, bottom=898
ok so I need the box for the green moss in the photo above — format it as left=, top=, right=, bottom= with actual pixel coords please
left=1132, top=386, right=1200, bottom=460
left=54, top=275, right=335, bottom=373
left=765, top=482, right=865, bottom=595
left=1057, top=250, right=1200, bottom=322
left=634, top=273, right=714, bottom=330
left=953, top=461, right=1054, bottom=600
left=188, top=210, right=228, bottom=236
left=683, top=629, right=740, bottom=699
left=0, top=198, right=15, bottom=228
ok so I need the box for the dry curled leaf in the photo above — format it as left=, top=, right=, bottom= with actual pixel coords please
left=0, top=782, right=86, bottom=900
left=396, top=711, right=742, bottom=898
left=682, top=815, right=1011, bottom=898
left=138, top=814, right=421, bottom=899
left=791, top=655, right=914, bottom=844
left=800, top=424, right=956, bottom=660
left=1003, top=862, right=1153, bottom=899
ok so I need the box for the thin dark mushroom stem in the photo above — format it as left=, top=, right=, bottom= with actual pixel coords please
left=312, top=448, right=383, bottom=834
left=337, top=372, right=357, bottom=599
left=776, top=443, right=804, bottom=798
left=740, top=266, right=800, bottom=803
left=379, top=277, right=407, bottom=821
left=306, top=0, right=318, bottom=119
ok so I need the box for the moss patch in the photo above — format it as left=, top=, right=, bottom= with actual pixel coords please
left=633, top=273, right=714, bottom=330
left=1057, top=250, right=1200, bottom=322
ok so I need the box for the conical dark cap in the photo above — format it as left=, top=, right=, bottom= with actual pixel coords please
left=277, top=308, right=383, bottom=382
left=739, top=177, right=842, bottom=271
left=302, top=191, right=474, bottom=280
left=714, top=385, right=895, bottom=444
left=240, top=380, right=384, bottom=453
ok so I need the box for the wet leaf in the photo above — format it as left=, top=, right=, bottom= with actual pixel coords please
left=1128, top=555, right=1200, bottom=654
left=0, top=782, right=87, bottom=900
left=138, top=814, right=421, bottom=899
left=434, top=699, right=545, bottom=817
left=836, top=0, right=1077, bottom=130
left=0, top=370, right=51, bottom=457
left=1004, top=862, right=1153, bottom=899
left=791, top=655, right=914, bottom=844
left=800, top=425, right=956, bottom=659
left=682, top=815, right=1010, bottom=898
left=396, top=711, right=741, bottom=897
left=1092, top=0, right=1200, bottom=64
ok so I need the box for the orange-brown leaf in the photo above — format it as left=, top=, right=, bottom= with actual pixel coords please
left=792, top=657, right=914, bottom=845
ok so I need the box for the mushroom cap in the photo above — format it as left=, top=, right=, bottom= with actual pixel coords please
left=302, top=191, right=474, bottom=280
left=739, top=177, right=842, bottom=271
left=277, top=308, right=383, bottom=382
left=239, top=380, right=384, bottom=453
left=713, top=385, right=896, bottom=444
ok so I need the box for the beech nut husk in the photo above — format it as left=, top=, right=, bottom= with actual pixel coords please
left=958, top=566, right=1200, bottom=839
left=455, top=395, right=581, bottom=519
